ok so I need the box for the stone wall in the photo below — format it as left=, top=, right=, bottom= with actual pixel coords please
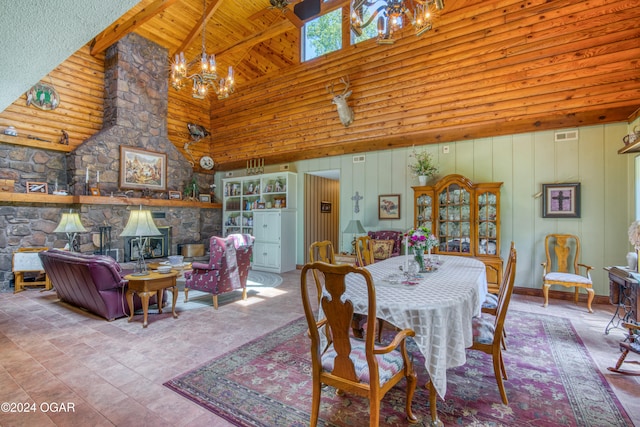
left=0, top=34, right=221, bottom=292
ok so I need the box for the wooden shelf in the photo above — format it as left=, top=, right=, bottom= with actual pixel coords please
left=0, top=133, right=73, bottom=152
left=0, top=192, right=221, bottom=209
left=618, top=139, right=640, bottom=154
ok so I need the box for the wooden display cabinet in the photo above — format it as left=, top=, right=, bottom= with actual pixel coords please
left=413, top=174, right=503, bottom=293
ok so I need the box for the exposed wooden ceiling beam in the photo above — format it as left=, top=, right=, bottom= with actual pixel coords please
left=216, top=18, right=295, bottom=58
left=90, top=0, right=179, bottom=55
left=172, top=0, right=224, bottom=57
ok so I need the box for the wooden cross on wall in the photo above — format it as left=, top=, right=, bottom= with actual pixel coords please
left=351, top=191, right=363, bottom=213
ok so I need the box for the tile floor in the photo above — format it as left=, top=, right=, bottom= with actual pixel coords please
left=0, top=270, right=638, bottom=426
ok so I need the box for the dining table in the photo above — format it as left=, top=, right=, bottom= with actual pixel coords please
left=343, top=254, right=488, bottom=425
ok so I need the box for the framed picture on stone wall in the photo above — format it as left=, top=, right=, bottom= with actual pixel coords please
left=119, top=146, right=167, bottom=191
left=26, top=182, right=48, bottom=194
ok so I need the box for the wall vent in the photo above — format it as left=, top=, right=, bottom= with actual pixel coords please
left=555, top=130, right=579, bottom=142
left=280, top=164, right=290, bottom=171
left=225, top=171, right=233, bottom=177
left=353, top=155, right=366, bottom=163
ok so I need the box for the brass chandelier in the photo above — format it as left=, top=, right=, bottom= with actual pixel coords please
left=350, top=0, right=445, bottom=45
left=170, top=0, right=235, bottom=100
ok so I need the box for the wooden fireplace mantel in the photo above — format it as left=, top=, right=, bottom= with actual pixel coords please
left=0, top=192, right=220, bottom=209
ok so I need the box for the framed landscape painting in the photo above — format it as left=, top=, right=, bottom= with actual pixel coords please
left=120, top=146, right=167, bottom=191
left=542, top=183, right=581, bottom=218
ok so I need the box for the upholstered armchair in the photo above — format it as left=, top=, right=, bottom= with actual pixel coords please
left=184, top=235, right=253, bottom=309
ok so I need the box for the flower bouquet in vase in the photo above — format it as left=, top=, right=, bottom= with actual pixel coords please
left=628, top=221, right=640, bottom=271
left=406, top=226, right=439, bottom=272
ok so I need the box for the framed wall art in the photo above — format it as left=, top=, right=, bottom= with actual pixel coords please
left=119, top=146, right=167, bottom=191
left=26, top=82, right=60, bottom=110
left=199, top=194, right=211, bottom=203
left=379, top=194, right=400, bottom=220
left=168, top=191, right=181, bottom=200
left=26, top=182, right=48, bottom=194
left=542, top=183, right=581, bottom=218
left=320, top=201, right=332, bottom=213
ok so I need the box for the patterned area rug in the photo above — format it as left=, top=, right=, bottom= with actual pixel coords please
left=164, top=311, right=633, bottom=426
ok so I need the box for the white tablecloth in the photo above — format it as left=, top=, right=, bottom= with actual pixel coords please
left=344, top=255, right=488, bottom=398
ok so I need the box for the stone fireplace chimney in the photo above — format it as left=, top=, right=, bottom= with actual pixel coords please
left=73, top=32, right=191, bottom=196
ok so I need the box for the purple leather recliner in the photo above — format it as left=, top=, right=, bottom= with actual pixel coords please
left=39, top=249, right=157, bottom=321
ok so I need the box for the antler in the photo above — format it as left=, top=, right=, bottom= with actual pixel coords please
left=326, top=76, right=350, bottom=95
left=339, top=76, right=350, bottom=94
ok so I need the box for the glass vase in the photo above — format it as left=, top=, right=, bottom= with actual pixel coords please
left=414, top=252, right=426, bottom=273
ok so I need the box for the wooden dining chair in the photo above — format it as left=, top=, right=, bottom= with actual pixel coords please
left=355, top=235, right=375, bottom=266
left=482, top=241, right=515, bottom=348
left=300, top=261, right=418, bottom=426
left=308, top=241, right=336, bottom=302
left=468, top=244, right=517, bottom=405
left=541, top=233, right=594, bottom=313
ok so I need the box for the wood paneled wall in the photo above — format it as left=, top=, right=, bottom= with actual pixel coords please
left=0, top=45, right=211, bottom=171
left=0, top=46, right=105, bottom=146
left=304, top=173, right=340, bottom=262
left=209, top=0, right=640, bottom=169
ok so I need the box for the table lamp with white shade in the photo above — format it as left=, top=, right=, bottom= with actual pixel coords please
left=53, top=210, right=87, bottom=252
left=343, top=219, right=366, bottom=254
left=120, top=206, right=161, bottom=276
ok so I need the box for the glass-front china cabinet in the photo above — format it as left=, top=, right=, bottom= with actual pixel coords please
left=414, top=174, right=503, bottom=293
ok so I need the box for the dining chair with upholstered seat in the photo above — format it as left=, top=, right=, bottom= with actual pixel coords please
left=469, top=243, right=517, bottom=405
left=482, top=241, right=515, bottom=349
left=300, top=261, right=418, bottom=426
left=541, top=233, right=594, bottom=313
left=356, top=235, right=375, bottom=267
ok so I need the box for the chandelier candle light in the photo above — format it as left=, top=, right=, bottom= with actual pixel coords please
left=170, top=0, right=235, bottom=100
left=350, top=0, right=445, bottom=45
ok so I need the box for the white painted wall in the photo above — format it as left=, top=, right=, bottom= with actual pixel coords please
left=292, top=123, right=634, bottom=296
left=0, top=1, right=139, bottom=112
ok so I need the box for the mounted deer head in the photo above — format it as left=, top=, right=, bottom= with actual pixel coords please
left=327, top=76, right=354, bottom=127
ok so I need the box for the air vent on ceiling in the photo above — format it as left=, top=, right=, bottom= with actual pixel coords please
left=353, top=155, right=366, bottom=163
left=555, top=130, right=579, bottom=142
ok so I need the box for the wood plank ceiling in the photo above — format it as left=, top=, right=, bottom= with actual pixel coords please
left=82, top=0, right=640, bottom=169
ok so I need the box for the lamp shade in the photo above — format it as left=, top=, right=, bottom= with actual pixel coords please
left=120, top=208, right=161, bottom=237
left=343, top=220, right=365, bottom=234
left=53, top=212, right=87, bottom=234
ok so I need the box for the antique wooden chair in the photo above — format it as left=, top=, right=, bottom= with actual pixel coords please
left=468, top=244, right=517, bottom=405
left=300, top=261, right=418, bottom=426
left=482, top=241, right=515, bottom=348
left=355, top=235, right=375, bottom=267
left=541, top=234, right=594, bottom=313
left=608, top=321, right=640, bottom=375
left=308, top=241, right=336, bottom=302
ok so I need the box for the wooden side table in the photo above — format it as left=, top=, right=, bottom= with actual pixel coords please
left=125, top=271, right=179, bottom=328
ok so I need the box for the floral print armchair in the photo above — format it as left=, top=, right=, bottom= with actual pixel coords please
left=184, top=235, right=253, bottom=309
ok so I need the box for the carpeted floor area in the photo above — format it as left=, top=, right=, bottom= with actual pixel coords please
left=164, top=310, right=633, bottom=426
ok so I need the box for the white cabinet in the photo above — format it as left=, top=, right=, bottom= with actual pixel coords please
left=222, top=172, right=297, bottom=273
left=222, top=172, right=297, bottom=237
left=252, top=210, right=296, bottom=273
